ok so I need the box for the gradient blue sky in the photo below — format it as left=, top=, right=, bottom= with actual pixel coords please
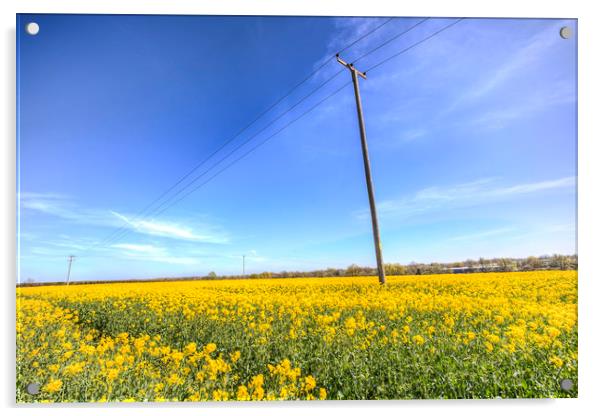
left=17, top=15, right=577, bottom=282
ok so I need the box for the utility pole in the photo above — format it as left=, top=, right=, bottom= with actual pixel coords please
left=66, top=255, right=75, bottom=285
left=336, top=54, right=386, bottom=285
left=242, top=255, right=246, bottom=277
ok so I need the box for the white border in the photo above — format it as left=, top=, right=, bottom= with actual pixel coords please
left=3, top=1, right=601, bottom=415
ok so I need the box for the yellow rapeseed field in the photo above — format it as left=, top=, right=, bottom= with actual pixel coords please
left=16, top=270, right=577, bottom=402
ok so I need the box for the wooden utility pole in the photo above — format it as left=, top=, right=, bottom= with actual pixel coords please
left=336, top=54, right=386, bottom=285
left=66, top=255, right=75, bottom=285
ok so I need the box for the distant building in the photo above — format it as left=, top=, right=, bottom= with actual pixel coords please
left=447, top=264, right=501, bottom=274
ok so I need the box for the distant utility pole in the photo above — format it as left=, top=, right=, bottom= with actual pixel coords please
left=336, top=54, right=386, bottom=285
left=66, top=255, right=76, bottom=285
left=242, top=255, right=246, bottom=277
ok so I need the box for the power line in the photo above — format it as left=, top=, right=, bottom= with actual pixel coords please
left=90, top=17, right=464, bottom=251
left=87, top=17, right=397, bottom=251
left=350, top=17, right=429, bottom=64
left=108, top=19, right=429, bottom=229
left=365, top=18, right=464, bottom=73
left=151, top=82, right=352, bottom=217
left=146, top=18, right=465, bottom=221
left=134, top=72, right=345, bottom=215
left=337, top=17, right=395, bottom=55
left=98, top=69, right=346, bottom=249
left=136, top=18, right=450, bottom=223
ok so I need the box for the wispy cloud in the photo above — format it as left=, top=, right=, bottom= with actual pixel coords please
left=111, top=243, right=161, bottom=254
left=111, top=242, right=199, bottom=265
left=111, top=212, right=229, bottom=244
left=449, top=227, right=515, bottom=242
left=486, top=177, right=575, bottom=197
left=464, top=79, right=575, bottom=130
left=355, top=176, right=575, bottom=220
left=20, top=192, right=118, bottom=227
left=445, top=24, right=562, bottom=113
left=19, top=192, right=230, bottom=244
left=400, top=128, right=427, bottom=142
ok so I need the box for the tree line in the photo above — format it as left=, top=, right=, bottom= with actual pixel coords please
left=19, top=254, right=577, bottom=287
left=208, top=254, right=577, bottom=280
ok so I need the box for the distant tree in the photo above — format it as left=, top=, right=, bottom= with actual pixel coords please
left=478, top=257, right=489, bottom=271
left=360, top=266, right=375, bottom=276
left=525, top=256, right=541, bottom=270
left=346, top=264, right=362, bottom=277
left=385, top=263, right=406, bottom=276
left=324, top=268, right=339, bottom=277
left=498, top=258, right=517, bottom=272
left=551, top=254, right=571, bottom=270
left=464, top=259, right=477, bottom=269
left=429, top=262, right=446, bottom=274
left=206, top=271, right=217, bottom=279
left=405, top=262, right=422, bottom=275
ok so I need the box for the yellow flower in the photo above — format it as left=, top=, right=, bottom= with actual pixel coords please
left=252, top=386, right=265, bottom=400
left=279, top=386, right=289, bottom=399
left=230, top=350, right=241, bottom=363
left=42, top=378, right=63, bottom=394
left=319, top=388, right=327, bottom=400
left=204, top=343, right=217, bottom=354
left=304, top=375, right=317, bottom=391
left=546, top=327, right=561, bottom=339
left=237, top=385, right=250, bottom=401
left=63, top=361, right=85, bottom=376
left=412, top=335, right=425, bottom=345
left=107, top=368, right=119, bottom=381
left=344, top=317, right=357, bottom=336
left=249, top=373, right=264, bottom=389
left=114, top=354, right=125, bottom=366
left=184, top=342, right=197, bottom=355
left=486, top=334, right=501, bottom=344
left=549, top=355, right=564, bottom=368
left=212, top=389, right=229, bottom=401
left=167, top=373, right=183, bottom=385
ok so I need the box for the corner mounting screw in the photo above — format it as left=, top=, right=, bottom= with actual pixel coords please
left=26, top=383, right=40, bottom=395
left=560, top=26, right=572, bottom=39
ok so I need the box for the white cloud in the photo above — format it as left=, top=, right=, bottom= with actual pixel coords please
left=355, top=176, right=575, bottom=220
left=111, top=211, right=229, bottom=244
left=111, top=242, right=199, bottom=265
left=487, top=177, right=575, bottom=197
left=401, top=129, right=427, bottom=142
left=111, top=243, right=162, bottom=254
left=19, top=192, right=230, bottom=244
left=464, top=79, right=575, bottom=130
left=445, top=24, right=561, bottom=113
left=449, top=227, right=515, bottom=242
left=20, top=192, right=118, bottom=226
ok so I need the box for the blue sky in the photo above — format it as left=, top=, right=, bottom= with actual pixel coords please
left=17, top=15, right=577, bottom=282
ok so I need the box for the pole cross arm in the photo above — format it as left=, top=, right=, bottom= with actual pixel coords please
left=336, top=54, right=367, bottom=79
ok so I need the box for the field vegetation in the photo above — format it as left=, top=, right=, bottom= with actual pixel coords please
left=16, top=271, right=577, bottom=402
